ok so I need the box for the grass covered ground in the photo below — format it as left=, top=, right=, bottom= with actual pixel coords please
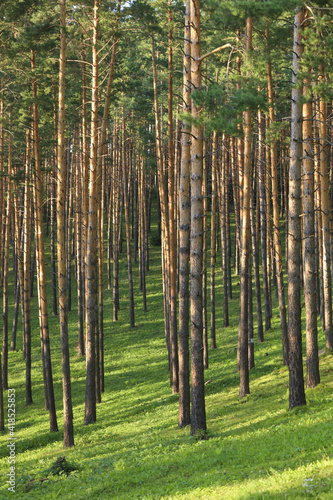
left=0, top=235, right=333, bottom=499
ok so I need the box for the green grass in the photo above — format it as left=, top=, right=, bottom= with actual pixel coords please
left=0, top=229, right=333, bottom=499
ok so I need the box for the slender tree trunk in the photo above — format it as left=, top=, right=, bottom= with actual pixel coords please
left=57, top=0, right=74, bottom=446
left=258, top=107, right=269, bottom=337
left=288, top=7, right=306, bottom=410
left=122, top=120, right=135, bottom=327
left=190, top=0, right=206, bottom=435
left=0, top=97, right=3, bottom=430
left=2, top=134, right=11, bottom=392
left=168, top=2, right=179, bottom=388
left=178, top=0, right=191, bottom=428
left=76, top=133, right=84, bottom=357
left=221, top=135, right=229, bottom=328
left=319, top=70, right=333, bottom=350
left=210, top=130, right=218, bottom=349
left=238, top=17, right=252, bottom=399
left=202, top=136, right=208, bottom=367
left=266, top=39, right=288, bottom=365
left=85, top=0, right=99, bottom=425
left=97, top=4, right=120, bottom=391
left=113, top=126, right=120, bottom=321
left=250, top=168, right=263, bottom=348
left=302, top=53, right=320, bottom=388
left=51, top=83, right=58, bottom=316
left=31, top=50, right=58, bottom=432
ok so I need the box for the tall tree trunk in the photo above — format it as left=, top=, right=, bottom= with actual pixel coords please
left=85, top=0, right=99, bottom=425
left=178, top=0, right=191, bottom=428
left=221, top=135, right=229, bottom=328
left=122, top=120, right=135, bottom=328
left=168, top=1, right=179, bottom=389
left=51, top=83, right=58, bottom=316
left=250, top=168, right=263, bottom=349
left=190, top=0, right=206, bottom=435
left=319, top=70, right=333, bottom=350
left=202, top=136, right=208, bottom=367
left=24, top=130, right=33, bottom=405
left=97, top=3, right=120, bottom=392
left=151, top=36, right=177, bottom=393
left=31, top=50, right=58, bottom=432
left=210, top=130, right=218, bottom=349
left=76, top=133, right=84, bottom=357
left=266, top=35, right=288, bottom=365
left=2, top=132, right=11, bottom=392
left=112, top=125, right=120, bottom=321
left=302, top=49, right=320, bottom=388
left=0, top=97, right=3, bottom=429
left=258, top=108, right=269, bottom=336
left=57, top=0, right=74, bottom=446
left=238, top=16, right=252, bottom=399
left=288, top=7, right=306, bottom=410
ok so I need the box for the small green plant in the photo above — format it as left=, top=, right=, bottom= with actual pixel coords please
left=45, top=457, right=78, bottom=477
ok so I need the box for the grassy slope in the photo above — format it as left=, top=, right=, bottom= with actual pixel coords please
left=0, top=231, right=333, bottom=499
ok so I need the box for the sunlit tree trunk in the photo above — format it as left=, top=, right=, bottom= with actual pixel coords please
left=31, top=50, right=58, bottom=432
left=112, top=125, right=120, bottom=321
left=210, top=130, right=218, bottom=349
left=288, top=7, right=306, bottom=410
left=178, top=0, right=191, bottom=428
left=2, top=124, right=11, bottom=392
left=85, top=0, right=99, bottom=425
left=75, top=132, right=84, bottom=357
left=238, top=16, right=252, bottom=399
left=121, top=119, right=135, bottom=327
left=258, top=107, right=268, bottom=337
left=0, top=96, right=3, bottom=429
left=168, top=0, right=179, bottom=388
left=266, top=34, right=288, bottom=365
left=190, top=0, right=206, bottom=435
left=319, top=68, right=333, bottom=350
left=57, top=0, right=74, bottom=446
left=302, top=44, right=320, bottom=388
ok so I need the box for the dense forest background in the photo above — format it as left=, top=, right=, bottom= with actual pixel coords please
left=0, top=0, right=333, bottom=497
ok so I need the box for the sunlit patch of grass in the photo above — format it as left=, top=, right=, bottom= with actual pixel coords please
left=0, top=218, right=332, bottom=499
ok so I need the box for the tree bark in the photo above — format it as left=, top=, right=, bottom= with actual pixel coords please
left=266, top=37, right=288, bottom=365
left=57, top=0, right=74, bottom=446
left=210, top=130, right=218, bottom=349
left=319, top=70, right=333, bottom=350
left=238, top=17, right=252, bottom=399
left=85, top=0, right=99, bottom=425
left=288, top=7, right=306, bottom=410
left=31, top=50, right=58, bottom=432
left=302, top=47, right=320, bottom=389
left=190, top=0, right=206, bottom=435
left=178, top=0, right=191, bottom=428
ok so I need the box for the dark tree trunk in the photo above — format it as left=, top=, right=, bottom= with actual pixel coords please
left=288, top=7, right=306, bottom=410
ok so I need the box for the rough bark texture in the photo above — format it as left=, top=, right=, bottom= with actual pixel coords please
left=288, top=8, right=306, bottom=410
left=302, top=64, right=320, bottom=389
left=32, top=50, right=58, bottom=432
left=210, top=130, right=218, bottom=350
left=319, top=82, right=333, bottom=350
left=258, top=108, right=269, bottom=336
left=190, top=0, right=206, bottom=435
left=238, top=17, right=252, bottom=399
left=57, top=0, right=75, bottom=447
left=85, top=0, right=99, bottom=425
left=168, top=0, right=179, bottom=389
left=178, top=0, right=191, bottom=428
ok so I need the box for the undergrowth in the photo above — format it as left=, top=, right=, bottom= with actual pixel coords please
left=0, top=221, right=332, bottom=499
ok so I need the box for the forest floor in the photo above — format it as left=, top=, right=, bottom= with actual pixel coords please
left=0, top=236, right=333, bottom=499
